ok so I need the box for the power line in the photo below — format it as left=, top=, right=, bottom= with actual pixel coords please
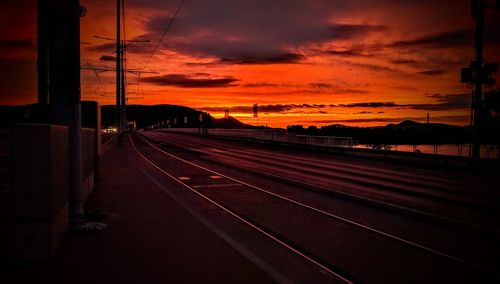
left=136, top=0, right=185, bottom=95
left=142, top=0, right=185, bottom=71
left=81, top=66, right=157, bottom=74
left=81, top=55, right=107, bottom=97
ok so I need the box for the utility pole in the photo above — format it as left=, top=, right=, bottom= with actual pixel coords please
left=116, top=0, right=122, bottom=139
left=461, top=0, right=497, bottom=158
left=93, top=17, right=149, bottom=135
left=86, top=36, right=152, bottom=135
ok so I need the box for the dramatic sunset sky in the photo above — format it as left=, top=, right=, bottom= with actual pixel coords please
left=0, top=0, right=498, bottom=127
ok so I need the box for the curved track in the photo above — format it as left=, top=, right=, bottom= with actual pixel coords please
left=130, top=132, right=499, bottom=283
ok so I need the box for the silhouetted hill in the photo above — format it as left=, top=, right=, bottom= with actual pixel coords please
left=101, top=104, right=255, bottom=129
left=288, top=120, right=488, bottom=145
left=211, top=116, right=252, bottom=128
left=0, top=103, right=254, bottom=130
left=386, top=120, right=459, bottom=129
left=2, top=104, right=498, bottom=144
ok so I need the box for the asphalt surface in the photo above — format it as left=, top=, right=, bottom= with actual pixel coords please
left=145, top=130, right=500, bottom=230
left=132, top=130, right=500, bottom=283
left=4, top=130, right=500, bottom=283
left=4, top=135, right=279, bottom=284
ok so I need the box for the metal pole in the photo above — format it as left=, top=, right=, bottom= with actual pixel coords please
left=472, top=0, right=485, bottom=158
left=121, top=40, right=126, bottom=132
left=116, top=0, right=121, bottom=138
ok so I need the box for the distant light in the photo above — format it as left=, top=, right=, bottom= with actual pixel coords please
left=102, top=127, right=118, bottom=133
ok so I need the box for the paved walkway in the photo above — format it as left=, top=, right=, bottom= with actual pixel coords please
left=6, top=136, right=274, bottom=284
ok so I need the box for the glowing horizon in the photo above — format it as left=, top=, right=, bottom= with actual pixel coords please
left=1, top=0, right=498, bottom=127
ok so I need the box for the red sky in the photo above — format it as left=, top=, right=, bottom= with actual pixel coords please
left=1, top=0, right=499, bottom=127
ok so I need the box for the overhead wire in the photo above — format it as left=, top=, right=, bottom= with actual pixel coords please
left=81, top=54, right=108, bottom=98
left=136, top=0, right=185, bottom=96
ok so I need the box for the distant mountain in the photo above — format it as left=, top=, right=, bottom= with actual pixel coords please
left=2, top=104, right=498, bottom=144
left=291, top=120, right=479, bottom=144
left=385, top=120, right=460, bottom=130
left=0, top=103, right=255, bottom=130
left=390, top=120, right=422, bottom=129
left=101, top=104, right=255, bottom=129
left=211, top=116, right=253, bottom=128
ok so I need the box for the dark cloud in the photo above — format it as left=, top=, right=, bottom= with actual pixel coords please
left=198, top=94, right=471, bottom=115
left=391, top=59, right=419, bottom=65
left=388, top=29, right=472, bottom=49
left=330, top=24, right=388, bottom=40
left=139, top=2, right=389, bottom=63
left=349, top=62, right=402, bottom=73
left=326, top=49, right=366, bottom=57
left=309, top=83, right=334, bottom=89
left=220, top=53, right=305, bottom=65
left=142, top=74, right=239, bottom=88
left=354, top=111, right=385, bottom=114
left=183, top=54, right=305, bottom=66
left=87, top=42, right=116, bottom=53
left=339, top=95, right=470, bottom=110
left=88, top=41, right=151, bottom=54
left=306, top=83, right=371, bottom=94
left=342, top=89, right=372, bottom=94
left=198, top=104, right=336, bottom=114
left=340, top=102, right=398, bottom=108
left=99, top=55, right=116, bottom=62
left=323, top=43, right=383, bottom=58
left=184, top=61, right=224, bottom=67
left=325, top=48, right=381, bottom=58
left=425, top=93, right=470, bottom=109
left=417, top=69, right=446, bottom=76
left=401, top=93, right=470, bottom=110
left=242, top=82, right=279, bottom=88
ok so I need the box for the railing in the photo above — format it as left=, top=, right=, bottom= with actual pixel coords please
left=155, top=128, right=354, bottom=148
left=294, top=135, right=354, bottom=147
left=151, top=128, right=500, bottom=163
left=355, top=144, right=499, bottom=159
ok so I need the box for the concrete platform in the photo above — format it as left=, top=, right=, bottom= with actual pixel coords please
left=4, top=136, right=274, bottom=284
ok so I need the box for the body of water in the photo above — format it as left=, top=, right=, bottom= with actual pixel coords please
left=355, top=144, right=499, bottom=159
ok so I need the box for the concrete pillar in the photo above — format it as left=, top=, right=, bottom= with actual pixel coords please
left=41, top=0, right=83, bottom=219
left=11, top=124, right=69, bottom=260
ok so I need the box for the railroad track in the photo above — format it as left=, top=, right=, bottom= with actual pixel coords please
left=101, top=133, right=116, bottom=145
left=143, top=131, right=500, bottom=233
left=131, top=133, right=498, bottom=283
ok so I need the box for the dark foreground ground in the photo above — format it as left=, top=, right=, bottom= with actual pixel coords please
left=2, top=135, right=277, bottom=284
left=1, top=130, right=500, bottom=283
